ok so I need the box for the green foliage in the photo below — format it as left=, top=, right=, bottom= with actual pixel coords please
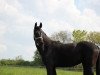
left=32, top=50, right=43, bottom=66
left=51, top=31, right=71, bottom=43
left=86, top=32, right=100, bottom=44
left=72, top=30, right=87, bottom=42
left=0, top=56, right=31, bottom=66
left=0, top=59, right=16, bottom=66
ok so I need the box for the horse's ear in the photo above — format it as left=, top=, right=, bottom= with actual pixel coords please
left=35, top=22, right=37, bottom=27
left=40, top=22, right=42, bottom=28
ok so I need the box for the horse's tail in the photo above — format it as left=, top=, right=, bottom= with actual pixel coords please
left=96, top=51, right=100, bottom=75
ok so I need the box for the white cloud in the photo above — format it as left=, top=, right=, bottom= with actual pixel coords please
left=0, top=22, right=7, bottom=37
left=72, top=8, right=100, bottom=31
left=86, top=0, right=100, bottom=6
left=0, top=0, right=35, bottom=60
left=0, top=44, right=7, bottom=53
left=25, top=46, right=36, bottom=60
left=44, top=19, right=74, bottom=35
left=83, top=8, right=97, bottom=17
left=0, top=21, right=7, bottom=53
left=0, top=0, right=35, bottom=37
left=44, top=0, right=60, bottom=13
left=36, top=0, right=81, bottom=16
left=36, top=0, right=100, bottom=32
left=0, top=0, right=20, bottom=18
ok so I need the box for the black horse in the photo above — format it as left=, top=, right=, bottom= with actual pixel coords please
left=33, top=22, right=100, bottom=75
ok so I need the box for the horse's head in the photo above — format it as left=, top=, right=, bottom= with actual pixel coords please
left=34, top=22, right=44, bottom=46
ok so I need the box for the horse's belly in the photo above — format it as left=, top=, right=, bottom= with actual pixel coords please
left=55, top=53, right=81, bottom=67
left=55, top=59, right=81, bottom=67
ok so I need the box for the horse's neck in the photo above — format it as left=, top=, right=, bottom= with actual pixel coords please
left=41, top=30, right=52, bottom=45
left=43, top=35, right=52, bottom=45
left=35, top=42, right=44, bottom=55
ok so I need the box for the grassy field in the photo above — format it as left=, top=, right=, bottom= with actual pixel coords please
left=0, top=66, right=83, bottom=75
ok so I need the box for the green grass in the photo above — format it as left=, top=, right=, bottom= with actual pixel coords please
left=0, top=66, right=83, bottom=75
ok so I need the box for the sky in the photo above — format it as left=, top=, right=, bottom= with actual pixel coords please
left=0, top=0, right=100, bottom=61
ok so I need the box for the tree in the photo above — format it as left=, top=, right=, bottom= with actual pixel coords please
left=72, top=30, right=87, bottom=43
left=32, top=50, right=43, bottom=66
left=51, top=31, right=71, bottom=43
left=15, top=55, right=25, bottom=66
left=86, top=32, right=100, bottom=44
left=0, top=56, right=31, bottom=66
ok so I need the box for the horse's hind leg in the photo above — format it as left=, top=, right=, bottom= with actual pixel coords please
left=96, top=53, right=100, bottom=75
left=82, top=55, right=94, bottom=75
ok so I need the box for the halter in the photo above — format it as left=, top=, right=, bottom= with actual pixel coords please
left=35, top=36, right=43, bottom=46
left=34, top=35, right=44, bottom=52
left=34, top=32, right=43, bottom=40
left=34, top=36, right=43, bottom=40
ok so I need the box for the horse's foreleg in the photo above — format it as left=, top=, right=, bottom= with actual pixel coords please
left=46, top=66, right=56, bottom=75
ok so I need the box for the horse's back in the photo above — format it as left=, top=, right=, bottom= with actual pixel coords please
left=77, top=41, right=99, bottom=50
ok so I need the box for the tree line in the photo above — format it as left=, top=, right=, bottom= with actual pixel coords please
left=0, top=30, right=100, bottom=67
left=0, top=55, right=33, bottom=66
